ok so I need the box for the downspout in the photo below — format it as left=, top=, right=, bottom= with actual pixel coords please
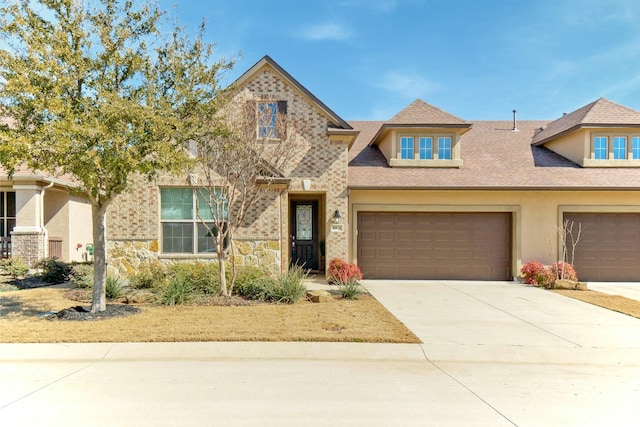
left=41, top=181, right=54, bottom=259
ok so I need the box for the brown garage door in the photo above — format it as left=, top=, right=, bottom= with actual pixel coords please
left=357, top=212, right=512, bottom=280
left=564, top=213, right=640, bottom=282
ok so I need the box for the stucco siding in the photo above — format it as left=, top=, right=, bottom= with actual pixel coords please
left=350, top=189, right=640, bottom=278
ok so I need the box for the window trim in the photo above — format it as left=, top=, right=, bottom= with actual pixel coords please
left=392, top=132, right=462, bottom=168
left=586, top=132, right=640, bottom=166
left=160, top=187, right=228, bottom=256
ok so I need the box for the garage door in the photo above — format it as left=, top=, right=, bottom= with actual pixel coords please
left=357, top=212, right=512, bottom=280
left=564, top=213, right=640, bottom=282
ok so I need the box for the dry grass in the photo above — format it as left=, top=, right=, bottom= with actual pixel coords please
left=0, top=285, right=421, bottom=343
left=552, top=289, right=640, bottom=319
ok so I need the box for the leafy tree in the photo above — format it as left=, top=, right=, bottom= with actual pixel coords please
left=0, top=0, right=232, bottom=312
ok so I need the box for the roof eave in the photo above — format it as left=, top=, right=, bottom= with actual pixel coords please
left=532, top=123, right=640, bottom=146
left=368, top=123, right=473, bottom=147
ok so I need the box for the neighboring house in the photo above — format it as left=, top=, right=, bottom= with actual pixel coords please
left=104, top=55, right=640, bottom=282
left=0, top=167, right=93, bottom=265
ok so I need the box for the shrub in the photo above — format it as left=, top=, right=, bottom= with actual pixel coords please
left=521, top=261, right=545, bottom=285
left=267, top=264, right=308, bottom=304
left=520, top=261, right=555, bottom=288
left=233, top=266, right=271, bottom=300
left=167, top=262, right=221, bottom=295
left=0, top=257, right=29, bottom=279
left=327, top=258, right=363, bottom=284
left=161, top=273, right=194, bottom=305
left=129, top=262, right=167, bottom=289
left=69, top=263, right=94, bottom=289
left=336, top=276, right=363, bottom=300
left=105, top=276, right=125, bottom=300
left=551, top=262, right=578, bottom=282
left=35, top=258, right=71, bottom=283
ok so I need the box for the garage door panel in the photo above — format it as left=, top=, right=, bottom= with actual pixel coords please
left=565, top=213, right=640, bottom=281
left=358, top=212, right=512, bottom=280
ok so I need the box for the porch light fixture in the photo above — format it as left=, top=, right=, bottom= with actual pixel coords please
left=333, top=209, right=341, bottom=224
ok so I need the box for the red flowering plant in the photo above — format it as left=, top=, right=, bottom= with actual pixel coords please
left=521, top=261, right=555, bottom=287
left=551, top=262, right=578, bottom=282
left=327, top=258, right=363, bottom=284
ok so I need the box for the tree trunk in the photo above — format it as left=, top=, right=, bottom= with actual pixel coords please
left=218, top=245, right=228, bottom=296
left=90, top=203, right=108, bottom=313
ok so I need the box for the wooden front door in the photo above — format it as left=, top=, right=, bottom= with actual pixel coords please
left=291, top=201, right=318, bottom=271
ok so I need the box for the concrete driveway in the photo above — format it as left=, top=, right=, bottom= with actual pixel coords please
left=1, top=281, right=639, bottom=426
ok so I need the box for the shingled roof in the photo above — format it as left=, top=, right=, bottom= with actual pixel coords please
left=387, top=99, right=469, bottom=126
left=532, top=98, right=640, bottom=145
left=348, top=119, right=640, bottom=189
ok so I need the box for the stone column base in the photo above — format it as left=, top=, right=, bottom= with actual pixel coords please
left=11, top=228, right=45, bottom=267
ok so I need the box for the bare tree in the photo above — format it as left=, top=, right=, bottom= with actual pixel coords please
left=547, top=219, right=583, bottom=280
left=189, top=100, right=296, bottom=296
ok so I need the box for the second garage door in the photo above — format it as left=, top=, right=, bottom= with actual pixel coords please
left=564, top=212, right=640, bottom=282
left=357, top=212, right=512, bottom=280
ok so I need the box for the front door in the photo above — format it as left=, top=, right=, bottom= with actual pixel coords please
left=291, top=201, right=318, bottom=270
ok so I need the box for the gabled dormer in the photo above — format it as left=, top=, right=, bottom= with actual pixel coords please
left=532, top=98, right=640, bottom=167
left=369, top=99, right=471, bottom=168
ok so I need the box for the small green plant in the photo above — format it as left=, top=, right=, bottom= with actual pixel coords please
left=336, top=276, right=363, bottom=300
left=129, top=262, right=167, bottom=289
left=105, top=276, right=125, bottom=300
left=0, top=257, right=29, bottom=280
left=69, top=263, right=94, bottom=289
left=161, top=273, right=194, bottom=305
left=233, top=266, right=271, bottom=300
left=167, top=262, right=221, bottom=295
left=35, top=258, right=71, bottom=283
left=268, top=265, right=308, bottom=304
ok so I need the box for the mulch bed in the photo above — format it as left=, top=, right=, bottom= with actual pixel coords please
left=46, top=304, right=141, bottom=321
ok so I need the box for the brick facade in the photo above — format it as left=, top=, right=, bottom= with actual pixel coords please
left=106, top=61, right=350, bottom=277
left=11, top=229, right=45, bottom=267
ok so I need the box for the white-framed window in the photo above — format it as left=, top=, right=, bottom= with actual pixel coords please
left=397, top=133, right=455, bottom=161
left=400, top=136, right=414, bottom=159
left=594, top=136, right=608, bottom=160
left=438, top=136, right=452, bottom=160
left=633, top=137, right=640, bottom=159
left=613, top=136, right=627, bottom=160
left=160, top=188, right=228, bottom=254
left=257, top=102, right=278, bottom=138
left=419, top=137, right=433, bottom=159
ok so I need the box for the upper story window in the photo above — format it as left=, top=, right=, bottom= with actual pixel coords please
left=255, top=100, right=287, bottom=140
left=419, top=137, right=433, bottom=159
left=593, top=136, right=608, bottom=159
left=400, top=136, right=414, bottom=159
left=633, top=137, right=640, bottom=159
left=160, top=188, right=228, bottom=255
left=397, top=133, right=454, bottom=161
left=591, top=133, right=640, bottom=162
left=258, top=102, right=278, bottom=138
left=437, top=137, right=452, bottom=160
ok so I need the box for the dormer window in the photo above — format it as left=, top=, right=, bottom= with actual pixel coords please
left=396, top=133, right=457, bottom=162
left=590, top=133, right=640, bottom=164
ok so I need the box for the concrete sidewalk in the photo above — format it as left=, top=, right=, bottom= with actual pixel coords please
left=1, top=281, right=640, bottom=426
left=586, top=282, right=640, bottom=302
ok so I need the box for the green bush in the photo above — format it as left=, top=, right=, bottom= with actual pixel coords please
left=129, top=262, right=168, bottom=289
left=161, top=273, right=194, bottom=305
left=35, top=258, right=71, bottom=283
left=233, top=266, right=271, bottom=300
left=0, top=257, right=29, bottom=279
left=167, top=262, right=221, bottom=294
left=105, top=276, right=125, bottom=300
left=267, top=265, right=308, bottom=304
left=69, top=263, right=94, bottom=288
left=336, top=276, right=363, bottom=300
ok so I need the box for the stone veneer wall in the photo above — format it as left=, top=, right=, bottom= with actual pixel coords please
left=107, top=239, right=280, bottom=277
left=11, top=230, right=45, bottom=267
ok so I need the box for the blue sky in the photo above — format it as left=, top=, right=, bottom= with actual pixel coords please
left=160, top=0, right=640, bottom=122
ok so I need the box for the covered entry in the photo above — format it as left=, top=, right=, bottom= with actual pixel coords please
left=357, top=212, right=512, bottom=280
